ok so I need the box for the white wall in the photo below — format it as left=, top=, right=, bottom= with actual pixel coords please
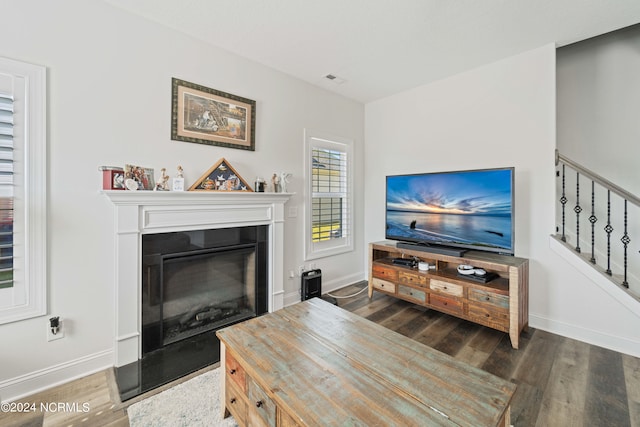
left=364, top=44, right=639, bottom=357
left=0, top=0, right=364, bottom=400
left=557, top=25, right=640, bottom=294
left=557, top=24, right=640, bottom=195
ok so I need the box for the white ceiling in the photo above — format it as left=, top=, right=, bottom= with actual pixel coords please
left=103, top=0, right=640, bottom=103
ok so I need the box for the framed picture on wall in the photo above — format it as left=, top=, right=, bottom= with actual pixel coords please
left=171, top=78, right=256, bottom=151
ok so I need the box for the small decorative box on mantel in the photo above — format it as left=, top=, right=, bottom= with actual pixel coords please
left=99, top=166, right=125, bottom=190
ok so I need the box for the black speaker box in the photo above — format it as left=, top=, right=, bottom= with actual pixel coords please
left=301, top=269, right=322, bottom=301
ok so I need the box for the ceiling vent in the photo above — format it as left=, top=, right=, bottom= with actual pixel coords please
left=324, top=74, right=346, bottom=85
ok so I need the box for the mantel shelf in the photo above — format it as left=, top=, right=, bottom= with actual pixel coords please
left=101, top=190, right=294, bottom=206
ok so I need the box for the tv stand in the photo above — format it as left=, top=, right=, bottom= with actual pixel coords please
left=369, top=241, right=529, bottom=349
left=397, top=241, right=467, bottom=257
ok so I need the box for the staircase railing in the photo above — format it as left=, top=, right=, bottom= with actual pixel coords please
left=555, top=150, right=639, bottom=291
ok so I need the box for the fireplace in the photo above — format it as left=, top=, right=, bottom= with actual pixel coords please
left=102, top=191, right=292, bottom=400
left=141, top=226, right=268, bottom=354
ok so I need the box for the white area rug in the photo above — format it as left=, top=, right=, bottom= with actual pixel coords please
left=127, top=368, right=238, bottom=427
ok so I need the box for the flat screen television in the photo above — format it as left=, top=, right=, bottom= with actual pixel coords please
left=385, top=167, right=514, bottom=255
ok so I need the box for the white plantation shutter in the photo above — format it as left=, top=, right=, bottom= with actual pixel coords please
left=0, top=93, right=13, bottom=289
left=305, top=130, right=354, bottom=260
left=311, top=147, right=349, bottom=242
left=0, top=56, right=46, bottom=324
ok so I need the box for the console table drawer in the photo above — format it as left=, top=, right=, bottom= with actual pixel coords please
left=247, top=376, right=276, bottom=426
left=469, top=305, right=509, bottom=331
left=430, top=279, right=463, bottom=297
left=225, top=376, right=248, bottom=426
left=372, top=264, right=398, bottom=281
left=371, top=277, right=397, bottom=293
left=469, top=288, right=509, bottom=309
left=398, top=285, right=427, bottom=303
left=226, top=351, right=247, bottom=392
left=398, top=271, right=427, bottom=287
left=430, top=294, right=464, bottom=315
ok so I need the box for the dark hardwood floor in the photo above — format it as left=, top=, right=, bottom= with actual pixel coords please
left=331, top=282, right=640, bottom=427
left=2, top=281, right=638, bottom=426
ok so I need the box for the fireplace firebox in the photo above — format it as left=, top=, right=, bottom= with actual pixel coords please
left=141, top=226, right=268, bottom=354
left=116, top=225, right=268, bottom=401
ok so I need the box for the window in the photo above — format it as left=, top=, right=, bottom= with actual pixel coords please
left=0, top=57, right=47, bottom=324
left=0, top=93, right=14, bottom=289
left=304, top=130, right=353, bottom=260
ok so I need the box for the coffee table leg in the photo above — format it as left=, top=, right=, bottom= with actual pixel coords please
left=499, top=405, right=511, bottom=427
left=220, top=342, right=231, bottom=419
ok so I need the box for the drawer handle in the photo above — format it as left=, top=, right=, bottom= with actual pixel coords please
left=256, top=400, right=264, bottom=408
left=485, top=297, right=491, bottom=301
left=230, top=398, right=237, bottom=404
left=229, top=369, right=236, bottom=375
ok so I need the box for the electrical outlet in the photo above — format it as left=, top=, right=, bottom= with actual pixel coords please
left=288, top=270, right=295, bottom=279
left=47, top=317, right=64, bottom=341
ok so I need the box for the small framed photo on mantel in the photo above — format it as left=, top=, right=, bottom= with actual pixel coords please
left=171, top=78, right=256, bottom=151
left=123, top=164, right=155, bottom=191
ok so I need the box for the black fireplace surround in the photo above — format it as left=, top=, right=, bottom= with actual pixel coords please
left=115, top=225, right=268, bottom=401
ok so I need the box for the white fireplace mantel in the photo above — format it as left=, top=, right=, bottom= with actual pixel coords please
left=102, top=190, right=293, bottom=367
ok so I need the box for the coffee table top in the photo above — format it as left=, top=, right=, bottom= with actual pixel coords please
left=217, top=298, right=515, bottom=426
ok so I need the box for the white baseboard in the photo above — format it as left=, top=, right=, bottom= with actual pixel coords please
left=0, top=349, right=114, bottom=402
left=529, top=313, right=640, bottom=358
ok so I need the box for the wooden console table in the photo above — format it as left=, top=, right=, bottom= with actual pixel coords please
left=369, top=241, right=529, bottom=349
left=216, top=298, right=516, bottom=426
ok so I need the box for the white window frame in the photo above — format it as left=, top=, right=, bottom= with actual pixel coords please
left=304, top=129, right=354, bottom=260
left=0, top=57, right=47, bottom=324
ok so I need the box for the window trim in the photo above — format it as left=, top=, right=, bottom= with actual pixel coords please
left=0, top=56, right=47, bottom=324
left=304, top=129, right=354, bottom=261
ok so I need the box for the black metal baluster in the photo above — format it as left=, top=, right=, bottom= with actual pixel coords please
left=560, top=164, right=567, bottom=242
left=556, top=151, right=637, bottom=291
left=604, top=190, right=613, bottom=276
left=621, top=200, right=630, bottom=288
left=588, top=181, right=597, bottom=264
left=574, top=172, right=582, bottom=253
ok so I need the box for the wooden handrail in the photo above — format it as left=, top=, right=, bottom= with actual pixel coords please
left=555, top=149, right=640, bottom=208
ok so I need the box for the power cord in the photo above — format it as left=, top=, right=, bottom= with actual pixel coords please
left=326, top=282, right=369, bottom=299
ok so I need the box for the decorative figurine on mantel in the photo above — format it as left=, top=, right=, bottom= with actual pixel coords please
left=173, top=165, right=185, bottom=191
left=154, top=168, right=170, bottom=191
left=280, top=172, right=292, bottom=193
left=271, top=173, right=281, bottom=193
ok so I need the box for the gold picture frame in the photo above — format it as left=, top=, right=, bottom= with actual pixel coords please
left=188, top=158, right=253, bottom=192
left=171, top=78, right=256, bottom=151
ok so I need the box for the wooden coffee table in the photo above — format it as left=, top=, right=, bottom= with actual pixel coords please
left=217, top=298, right=515, bottom=426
